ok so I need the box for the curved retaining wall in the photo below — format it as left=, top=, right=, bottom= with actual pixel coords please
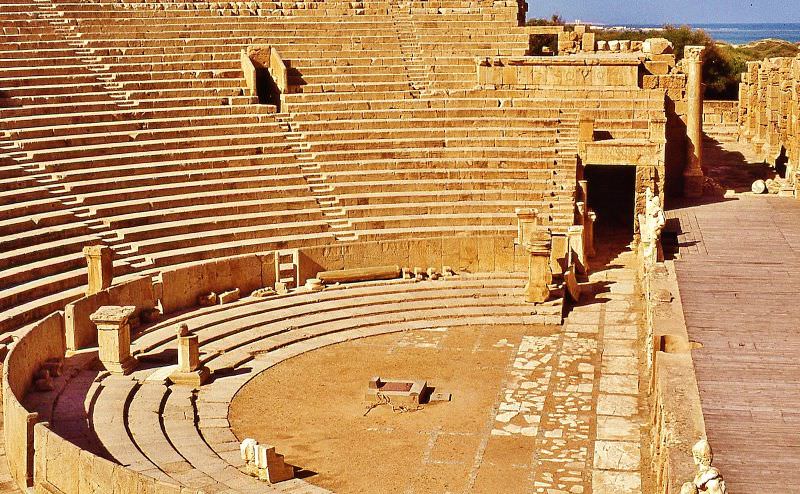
left=2, top=311, right=65, bottom=489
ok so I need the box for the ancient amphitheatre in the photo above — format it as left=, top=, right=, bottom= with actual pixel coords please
left=0, top=0, right=798, bottom=491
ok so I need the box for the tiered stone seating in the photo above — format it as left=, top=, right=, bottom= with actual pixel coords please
left=0, top=0, right=678, bottom=491
left=0, top=0, right=578, bottom=345
left=26, top=276, right=553, bottom=493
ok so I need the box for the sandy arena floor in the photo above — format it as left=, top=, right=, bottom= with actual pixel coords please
left=230, top=324, right=559, bottom=493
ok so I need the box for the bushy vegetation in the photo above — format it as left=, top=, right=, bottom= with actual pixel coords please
left=527, top=17, right=800, bottom=100
left=597, top=25, right=799, bottom=99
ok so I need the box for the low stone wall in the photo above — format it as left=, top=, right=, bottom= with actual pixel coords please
left=159, top=252, right=276, bottom=314
left=297, top=234, right=521, bottom=285
left=64, top=275, right=156, bottom=352
left=2, top=312, right=65, bottom=490
left=703, top=100, right=739, bottom=127
left=477, top=56, right=641, bottom=88
left=33, top=423, right=196, bottom=494
left=641, top=259, right=706, bottom=493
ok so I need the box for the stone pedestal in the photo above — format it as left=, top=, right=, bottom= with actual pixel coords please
left=83, top=245, right=114, bottom=296
left=525, top=240, right=552, bottom=304
left=684, top=45, right=706, bottom=198
left=169, top=334, right=210, bottom=387
left=90, top=305, right=138, bottom=375
left=516, top=208, right=553, bottom=304
left=568, top=225, right=589, bottom=275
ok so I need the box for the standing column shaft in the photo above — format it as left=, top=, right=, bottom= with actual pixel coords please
left=684, top=45, right=705, bottom=198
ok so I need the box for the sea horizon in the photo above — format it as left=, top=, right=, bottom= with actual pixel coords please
left=602, top=22, right=800, bottom=45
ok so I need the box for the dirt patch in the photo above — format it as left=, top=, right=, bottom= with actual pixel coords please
left=229, top=324, right=553, bottom=494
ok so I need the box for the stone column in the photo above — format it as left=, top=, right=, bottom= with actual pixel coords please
left=587, top=211, right=597, bottom=257
left=83, top=245, right=114, bottom=296
left=684, top=45, right=705, bottom=198
left=516, top=209, right=552, bottom=304
left=90, top=305, right=138, bottom=375
left=169, top=324, right=210, bottom=387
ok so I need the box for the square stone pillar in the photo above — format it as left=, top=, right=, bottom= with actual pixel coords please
left=169, top=324, right=210, bottom=387
left=83, top=245, right=114, bottom=296
left=568, top=225, right=589, bottom=275
left=516, top=208, right=553, bottom=304
left=90, top=305, right=138, bottom=375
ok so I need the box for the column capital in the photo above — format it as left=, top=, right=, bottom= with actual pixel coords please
left=684, top=45, right=705, bottom=62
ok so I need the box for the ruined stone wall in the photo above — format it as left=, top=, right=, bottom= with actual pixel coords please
left=738, top=57, right=800, bottom=194
left=703, top=100, right=739, bottom=128
left=643, top=62, right=690, bottom=199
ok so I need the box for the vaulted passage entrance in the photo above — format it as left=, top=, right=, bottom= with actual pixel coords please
left=584, top=165, right=637, bottom=234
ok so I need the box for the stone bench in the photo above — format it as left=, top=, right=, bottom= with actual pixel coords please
left=67, top=174, right=307, bottom=206
left=12, top=117, right=283, bottom=151
left=25, top=129, right=291, bottom=163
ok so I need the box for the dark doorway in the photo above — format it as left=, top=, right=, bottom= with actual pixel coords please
left=584, top=165, right=636, bottom=234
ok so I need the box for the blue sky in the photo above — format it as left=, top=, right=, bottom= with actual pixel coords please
left=528, top=1, right=800, bottom=24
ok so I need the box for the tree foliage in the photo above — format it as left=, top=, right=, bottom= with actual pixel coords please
left=596, top=25, right=800, bottom=99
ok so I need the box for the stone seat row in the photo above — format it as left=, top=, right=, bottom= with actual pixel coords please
left=0, top=101, right=275, bottom=130
left=13, top=128, right=293, bottom=164
left=0, top=177, right=564, bottom=317
left=292, top=116, right=562, bottom=133
left=0, top=94, right=259, bottom=119
left=6, top=116, right=283, bottom=150
left=0, top=67, right=244, bottom=88
left=0, top=82, right=249, bottom=106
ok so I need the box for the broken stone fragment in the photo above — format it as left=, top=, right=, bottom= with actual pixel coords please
left=198, top=292, right=218, bottom=306
left=251, top=287, right=277, bottom=298
left=218, top=288, right=240, bottom=304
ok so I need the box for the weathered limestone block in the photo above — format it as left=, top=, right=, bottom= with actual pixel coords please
left=90, top=306, right=138, bottom=375
left=83, top=245, right=113, bottom=296
left=218, top=288, right=240, bottom=304
left=240, top=438, right=294, bottom=483
left=581, top=32, right=595, bottom=52
left=317, top=265, right=401, bottom=284
left=643, top=38, right=674, bottom=55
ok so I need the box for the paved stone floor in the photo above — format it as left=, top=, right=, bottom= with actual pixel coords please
left=230, top=231, right=648, bottom=494
left=668, top=134, right=800, bottom=493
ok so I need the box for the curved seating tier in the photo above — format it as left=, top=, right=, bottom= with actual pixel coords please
left=24, top=275, right=557, bottom=493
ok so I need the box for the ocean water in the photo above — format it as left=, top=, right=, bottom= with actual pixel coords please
left=626, top=23, right=800, bottom=45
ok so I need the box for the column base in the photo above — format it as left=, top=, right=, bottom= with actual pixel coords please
left=683, top=173, right=705, bottom=198
left=169, top=366, right=211, bottom=387
left=101, top=356, right=138, bottom=375
left=524, top=282, right=551, bottom=304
